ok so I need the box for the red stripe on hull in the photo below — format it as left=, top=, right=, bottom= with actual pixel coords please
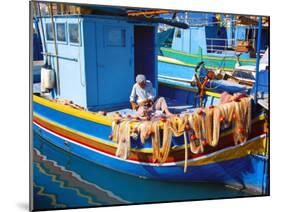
left=33, top=115, right=265, bottom=163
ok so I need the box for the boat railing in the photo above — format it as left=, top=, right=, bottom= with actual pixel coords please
left=206, top=38, right=256, bottom=53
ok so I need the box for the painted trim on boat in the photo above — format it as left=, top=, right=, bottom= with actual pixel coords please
left=33, top=111, right=265, bottom=156
left=177, top=134, right=267, bottom=166
left=158, top=55, right=250, bottom=72
left=161, top=48, right=256, bottom=62
left=33, top=95, right=112, bottom=126
left=34, top=120, right=267, bottom=167
left=158, top=55, right=197, bottom=68
left=33, top=113, right=154, bottom=153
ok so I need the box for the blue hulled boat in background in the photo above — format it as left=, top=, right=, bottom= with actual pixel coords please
left=158, top=12, right=269, bottom=71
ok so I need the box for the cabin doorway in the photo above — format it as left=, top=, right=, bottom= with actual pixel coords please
left=134, top=26, right=156, bottom=88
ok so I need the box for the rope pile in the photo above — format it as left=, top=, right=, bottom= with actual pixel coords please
left=110, top=96, right=252, bottom=172
left=52, top=99, right=85, bottom=110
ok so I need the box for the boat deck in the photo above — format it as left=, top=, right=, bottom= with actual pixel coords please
left=105, top=99, right=196, bottom=118
left=33, top=82, right=197, bottom=117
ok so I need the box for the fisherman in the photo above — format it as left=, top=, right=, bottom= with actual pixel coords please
left=130, top=74, right=174, bottom=117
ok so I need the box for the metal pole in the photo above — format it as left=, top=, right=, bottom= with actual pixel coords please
left=49, top=3, right=60, bottom=95
left=37, top=2, right=47, bottom=64
left=254, top=16, right=262, bottom=104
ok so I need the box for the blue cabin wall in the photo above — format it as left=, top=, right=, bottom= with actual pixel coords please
left=171, top=25, right=228, bottom=55
left=40, top=16, right=87, bottom=107
left=39, top=15, right=158, bottom=110
left=235, top=26, right=246, bottom=41
left=83, top=18, right=98, bottom=107
left=172, top=27, right=207, bottom=55
left=94, top=18, right=134, bottom=109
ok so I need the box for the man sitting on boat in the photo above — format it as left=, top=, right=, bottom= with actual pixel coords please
left=130, top=74, right=174, bottom=117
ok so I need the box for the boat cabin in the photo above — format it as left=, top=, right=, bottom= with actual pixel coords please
left=169, top=13, right=269, bottom=58
left=39, top=14, right=157, bottom=111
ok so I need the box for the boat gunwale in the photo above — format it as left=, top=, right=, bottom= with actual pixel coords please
left=32, top=102, right=265, bottom=155
left=33, top=118, right=267, bottom=167
left=160, top=47, right=257, bottom=63
left=33, top=95, right=113, bottom=126
left=158, top=55, right=236, bottom=72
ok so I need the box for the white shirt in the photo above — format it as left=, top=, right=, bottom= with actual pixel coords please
left=130, top=80, right=155, bottom=104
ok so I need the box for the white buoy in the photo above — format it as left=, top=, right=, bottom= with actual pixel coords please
left=41, top=67, right=55, bottom=92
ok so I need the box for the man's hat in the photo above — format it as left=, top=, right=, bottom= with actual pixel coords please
left=136, top=74, right=146, bottom=83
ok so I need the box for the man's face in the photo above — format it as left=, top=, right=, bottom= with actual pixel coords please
left=138, top=81, right=146, bottom=89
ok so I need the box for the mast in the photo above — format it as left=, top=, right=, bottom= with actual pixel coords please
left=254, top=16, right=262, bottom=104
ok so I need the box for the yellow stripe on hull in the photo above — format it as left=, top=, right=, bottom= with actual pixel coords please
left=178, top=135, right=267, bottom=167
left=33, top=110, right=265, bottom=155
left=33, top=95, right=112, bottom=126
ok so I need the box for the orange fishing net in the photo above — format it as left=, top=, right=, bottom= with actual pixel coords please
left=110, top=97, right=252, bottom=168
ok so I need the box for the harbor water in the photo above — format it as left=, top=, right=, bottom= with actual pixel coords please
left=33, top=131, right=252, bottom=210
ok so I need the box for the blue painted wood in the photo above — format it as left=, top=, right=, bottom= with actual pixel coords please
left=172, top=27, right=207, bottom=55
left=33, top=122, right=268, bottom=194
left=96, top=21, right=134, bottom=106
left=39, top=15, right=157, bottom=110
left=40, top=16, right=87, bottom=107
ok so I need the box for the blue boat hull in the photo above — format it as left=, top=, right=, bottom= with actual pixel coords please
left=33, top=121, right=268, bottom=194
left=158, top=60, right=248, bottom=94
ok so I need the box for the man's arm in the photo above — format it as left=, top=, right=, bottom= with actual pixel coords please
left=130, top=101, right=138, bottom=110
left=130, top=84, right=136, bottom=102
left=130, top=85, right=139, bottom=110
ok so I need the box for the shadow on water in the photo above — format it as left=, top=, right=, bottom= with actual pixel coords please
left=32, top=132, right=251, bottom=210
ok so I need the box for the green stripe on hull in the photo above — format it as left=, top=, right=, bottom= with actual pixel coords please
left=160, top=47, right=256, bottom=71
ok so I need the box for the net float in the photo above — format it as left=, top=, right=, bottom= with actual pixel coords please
left=191, top=134, right=197, bottom=141
left=201, top=140, right=208, bottom=146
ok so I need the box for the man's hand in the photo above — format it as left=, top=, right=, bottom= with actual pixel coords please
left=130, top=101, right=139, bottom=110
left=139, top=99, right=153, bottom=107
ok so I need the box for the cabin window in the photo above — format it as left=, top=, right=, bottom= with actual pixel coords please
left=176, top=29, right=181, bottom=38
left=68, top=23, right=80, bottom=44
left=106, top=28, right=126, bottom=47
left=56, top=23, right=66, bottom=42
left=45, top=23, right=54, bottom=41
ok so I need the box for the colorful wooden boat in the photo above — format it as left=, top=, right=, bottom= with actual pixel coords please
left=33, top=93, right=268, bottom=194
left=33, top=5, right=269, bottom=196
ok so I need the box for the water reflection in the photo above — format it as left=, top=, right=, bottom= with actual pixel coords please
left=33, top=132, right=250, bottom=210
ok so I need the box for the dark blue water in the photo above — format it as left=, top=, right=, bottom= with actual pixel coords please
left=33, top=132, right=251, bottom=210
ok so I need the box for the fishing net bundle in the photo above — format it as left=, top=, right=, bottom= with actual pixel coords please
left=51, top=94, right=251, bottom=170
left=110, top=97, right=252, bottom=165
left=52, top=99, right=86, bottom=110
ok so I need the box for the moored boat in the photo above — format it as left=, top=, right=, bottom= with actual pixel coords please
left=32, top=3, right=269, bottom=195
left=158, top=12, right=269, bottom=71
